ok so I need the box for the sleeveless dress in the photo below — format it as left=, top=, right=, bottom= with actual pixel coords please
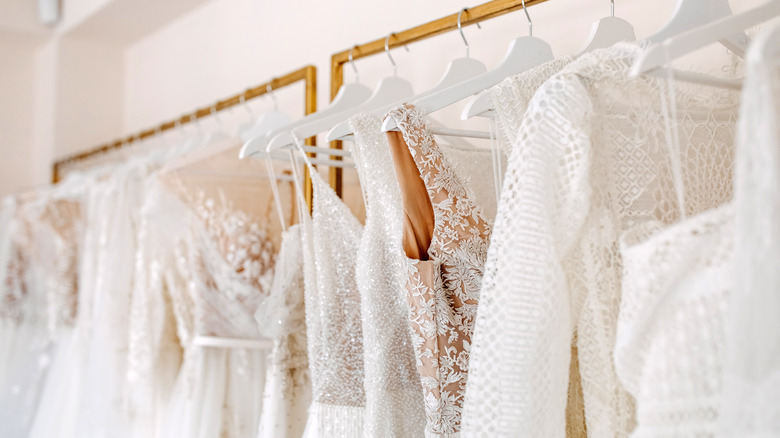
left=349, top=113, right=427, bottom=437
left=384, top=104, right=492, bottom=437
left=255, top=224, right=311, bottom=438
left=298, top=163, right=366, bottom=437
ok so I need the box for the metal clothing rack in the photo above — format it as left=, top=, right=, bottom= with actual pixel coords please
left=51, top=65, right=318, bottom=209
left=327, top=0, right=549, bottom=196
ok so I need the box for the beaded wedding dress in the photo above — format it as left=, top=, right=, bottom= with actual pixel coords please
left=462, top=43, right=739, bottom=437
left=349, top=113, right=426, bottom=437
left=255, top=224, right=311, bottom=438
left=297, top=159, right=366, bottom=438
left=384, top=105, right=492, bottom=437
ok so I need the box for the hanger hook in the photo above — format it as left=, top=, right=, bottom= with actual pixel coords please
left=210, top=105, right=224, bottom=129
left=266, top=82, right=279, bottom=110
left=385, top=33, right=398, bottom=76
left=521, top=0, right=532, bottom=37
left=458, top=7, right=482, bottom=58
left=348, top=46, right=360, bottom=83
left=239, top=91, right=255, bottom=118
left=611, top=0, right=615, bottom=17
left=190, top=114, right=202, bottom=134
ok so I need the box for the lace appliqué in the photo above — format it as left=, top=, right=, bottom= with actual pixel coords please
left=385, top=105, right=492, bottom=436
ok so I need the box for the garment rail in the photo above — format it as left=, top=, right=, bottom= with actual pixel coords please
left=327, top=0, right=549, bottom=196
left=51, top=65, right=318, bottom=210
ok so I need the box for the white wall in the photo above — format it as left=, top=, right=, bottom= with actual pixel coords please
left=0, top=0, right=767, bottom=196
left=123, top=0, right=762, bottom=144
left=0, top=38, right=38, bottom=196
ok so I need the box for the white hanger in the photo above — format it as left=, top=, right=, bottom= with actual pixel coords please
left=464, top=0, right=629, bottom=121
left=382, top=0, right=553, bottom=133
left=238, top=86, right=292, bottom=158
left=577, top=0, right=636, bottom=55
left=633, top=0, right=750, bottom=77
left=200, top=105, right=230, bottom=146
left=270, top=33, right=415, bottom=149
left=239, top=85, right=291, bottom=140
left=234, top=92, right=257, bottom=138
left=329, top=7, right=488, bottom=141
left=631, top=0, right=780, bottom=89
left=261, top=48, right=372, bottom=154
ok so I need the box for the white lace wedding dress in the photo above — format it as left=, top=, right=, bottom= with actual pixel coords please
left=718, top=26, right=780, bottom=436
left=349, top=113, right=426, bottom=437
left=297, top=161, right=366, bottom=438
left=0, top=192, right=52, bottom=437
left=129, top=172, right=276, bottom=438
left=462, top=43, right=740, bottom=437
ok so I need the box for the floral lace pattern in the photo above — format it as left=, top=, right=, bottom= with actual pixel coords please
left=39, top=199, right=83, bottom=333
left=187, top=192, right=276, bottom=339
left=385, top=105, right=492, bottom=436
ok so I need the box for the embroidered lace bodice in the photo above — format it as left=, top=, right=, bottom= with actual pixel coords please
left=462, top=43, right=739, bottom=438
left=384, top=105, right=492, bottom=437
left=349, top=113, right=426, bottom=437
left=299, top=166, right=366, bottom=437
left=128, top=163, right=277, bottom=438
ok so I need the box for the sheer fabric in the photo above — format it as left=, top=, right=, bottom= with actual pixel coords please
left=298, top=165, right=366, bottom=438
left=255, top=224, right=311, bottom=438
left=384, top=105, right=492, bottom=437
left=129, top=142, right=277, bottom=438
left=462, top=43, right=739, bottom=438
left=349, top=113, right=427, bottom=437
left=0, top=193, right=52, bottom=437
left=719, top=26, right=780, bottom=436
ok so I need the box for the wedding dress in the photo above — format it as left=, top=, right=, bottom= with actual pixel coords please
left=462, top=43, right=739, bottom=437
left=19, top=173, right=87, bottom=438
left=130, top=140, right=277, bottom=438
left=718, top=26, right=780, bottom=436
left=255, top=224, right=311, bottom=438
left=297, top=159, right=366, bottom=438
left=0, top=192, right=51, bottom=438
left=384, top=105, right=492, bottom=437
left=613, top=29, right=780, bottom=437
left=349, top=113, right=426, bottom=437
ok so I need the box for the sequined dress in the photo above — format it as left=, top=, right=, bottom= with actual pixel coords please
left=349, top=113, right=426, bottom=437
left=298, top=164, right=366, bottom=438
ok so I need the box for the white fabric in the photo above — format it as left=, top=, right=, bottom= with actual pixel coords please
left=256, top=224, right=311, bottom=438
left=297, top=164, right=366, bottom=438
left=130, top=176, right=274, bottom=438
left=463, top=43, right=739, bottom=438
left=719, top=25, right=780, bottom=437
left=349, top=113, right=427, bottom=437
left=618, top=205, right=733, bottom=437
